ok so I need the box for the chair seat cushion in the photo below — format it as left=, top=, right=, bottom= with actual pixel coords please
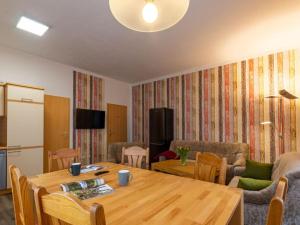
left=238, top=177, right=273, bottom=191
left=241, top=159, right=273, bottom=180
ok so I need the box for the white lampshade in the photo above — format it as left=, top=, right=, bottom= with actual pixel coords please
left=109, top=0, right=190, bottom=32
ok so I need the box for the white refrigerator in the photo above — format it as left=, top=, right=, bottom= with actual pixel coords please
left=6, top=84, right=44, bottom=188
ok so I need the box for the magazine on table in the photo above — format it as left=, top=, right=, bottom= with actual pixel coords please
left=80, top=165, right=104, bottom=174
left=60, top=178, right=114, bottom=200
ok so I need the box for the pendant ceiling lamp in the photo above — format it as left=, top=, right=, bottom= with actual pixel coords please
left=109, top=0, right=190, bottom=32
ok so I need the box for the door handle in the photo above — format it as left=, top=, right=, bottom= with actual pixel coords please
left=7, top=145, right=22, bottom=150
left=7, top=150, right=21, bottom=154
left=150, top=143, right=165, bottom=146
left=21, top=98, right=33, bottom=102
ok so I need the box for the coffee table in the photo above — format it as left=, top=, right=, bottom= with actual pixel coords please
left=151, top=159, right=195, bottom=178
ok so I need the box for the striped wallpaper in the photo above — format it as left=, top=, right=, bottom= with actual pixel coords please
left=132, top=49, right=300, bottom=163
left=73, top=71, right=105, bottom=164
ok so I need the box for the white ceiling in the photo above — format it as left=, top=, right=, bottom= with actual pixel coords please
left=1, top=0, right=300, bottom=83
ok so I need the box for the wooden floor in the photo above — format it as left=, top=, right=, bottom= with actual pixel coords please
left=0, top=194, right=15, bottom=225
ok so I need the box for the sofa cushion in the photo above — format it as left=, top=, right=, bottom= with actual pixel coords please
left=200, top=143, right=248, bottom=165
left=238, top=178, right=272, bottom=191
left=242, top=160, right=273, bottom=180
left=154, top=150, right=178, bottom=161
left=169, top=140, right=249, bottom=165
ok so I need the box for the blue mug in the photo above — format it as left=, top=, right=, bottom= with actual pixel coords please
left=69, top=163, right=81, bottom=176
left=118, top=170, right=133, bottom=186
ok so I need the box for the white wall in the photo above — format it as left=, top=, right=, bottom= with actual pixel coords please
left=0, top=45, right=132, bottom=154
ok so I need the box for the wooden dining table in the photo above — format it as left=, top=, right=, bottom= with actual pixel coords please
left=29, top=162, right=243, bottom=225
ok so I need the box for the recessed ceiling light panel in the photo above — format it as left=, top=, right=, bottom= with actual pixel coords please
left=16, top=16, right=49, bottom=36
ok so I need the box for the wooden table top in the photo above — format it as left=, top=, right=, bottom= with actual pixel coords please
left=152, top=160, right=196, bottom=178
left=29, top=162, right=243, bottom=225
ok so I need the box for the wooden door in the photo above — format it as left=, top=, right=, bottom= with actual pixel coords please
left=107, top=104, right=127, bottom=144
left=44, top=95, right=70, bottom=172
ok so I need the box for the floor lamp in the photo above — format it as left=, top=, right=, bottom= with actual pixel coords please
left=262, top=89, right=298, bottom=155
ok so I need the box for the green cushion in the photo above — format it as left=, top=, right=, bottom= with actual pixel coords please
left=238, top=178, right=273, bottom=191
left=241, top=159, right=273, bottom=180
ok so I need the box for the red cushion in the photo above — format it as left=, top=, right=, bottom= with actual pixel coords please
left=158, top=151, right=177, bottom=159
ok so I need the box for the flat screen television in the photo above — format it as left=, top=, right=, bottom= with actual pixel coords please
left=76, top=109, right=105, bottom=129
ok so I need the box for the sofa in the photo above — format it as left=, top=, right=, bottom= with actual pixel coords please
left=229, top=152, right=300, bottom=225
left=169, top=140, right=249, bottom=184
left=107, top=142, right=145, bottom=163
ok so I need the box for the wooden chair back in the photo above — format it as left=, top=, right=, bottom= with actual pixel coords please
left=266, top=176, right=288, bottom=225
left=48, top=148, right=80, bottom=172
left=121, top=146, right=150, bottom=169
left=9, top=165, right=35, bottom=225
left=34, top=187, right=106, bottom=225
left=194, top=152, right=227, bottom=185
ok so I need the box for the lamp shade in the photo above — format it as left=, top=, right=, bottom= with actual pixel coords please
left=279, top=89, right=298, bottom=99
left=109, top=0, right=190, bottom=32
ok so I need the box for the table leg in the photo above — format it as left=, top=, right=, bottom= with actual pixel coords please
left=229, top=194, right=244, bottom=225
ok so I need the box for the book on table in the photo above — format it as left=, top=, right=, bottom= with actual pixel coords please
left=60, top=178, right=114, bottom=200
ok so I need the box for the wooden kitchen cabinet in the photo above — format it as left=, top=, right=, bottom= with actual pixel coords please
left=6, top=84, right=44, bottom=103
left=7, top=101, right=44, bottom=147
left=3, top=83, right=44, bottom=189
left=7, top=148, right=43, bottom=188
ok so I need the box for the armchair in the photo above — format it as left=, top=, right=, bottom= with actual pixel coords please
left=229, top=152, right=300, bottom=225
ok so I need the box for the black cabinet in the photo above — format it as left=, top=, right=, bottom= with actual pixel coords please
left=149, top=108, right=174, bottom=163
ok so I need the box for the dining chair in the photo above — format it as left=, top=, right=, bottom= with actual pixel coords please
left=34, top=187, right=106, bottom=225
left=266, top=176, right=288, bottom=225
left=121, top=146, right=150, bottom=169
left=9, top=165, right=35, bottom=225
left=48, top=148, right=80, bottom=172
left=194, top=152, right=227, bottom=185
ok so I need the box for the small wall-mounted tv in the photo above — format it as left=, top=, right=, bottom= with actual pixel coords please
left=76, top=109, right=105, bottom=129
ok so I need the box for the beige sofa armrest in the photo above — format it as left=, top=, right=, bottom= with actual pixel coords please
left=233, top=153, right=246, bottom=166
